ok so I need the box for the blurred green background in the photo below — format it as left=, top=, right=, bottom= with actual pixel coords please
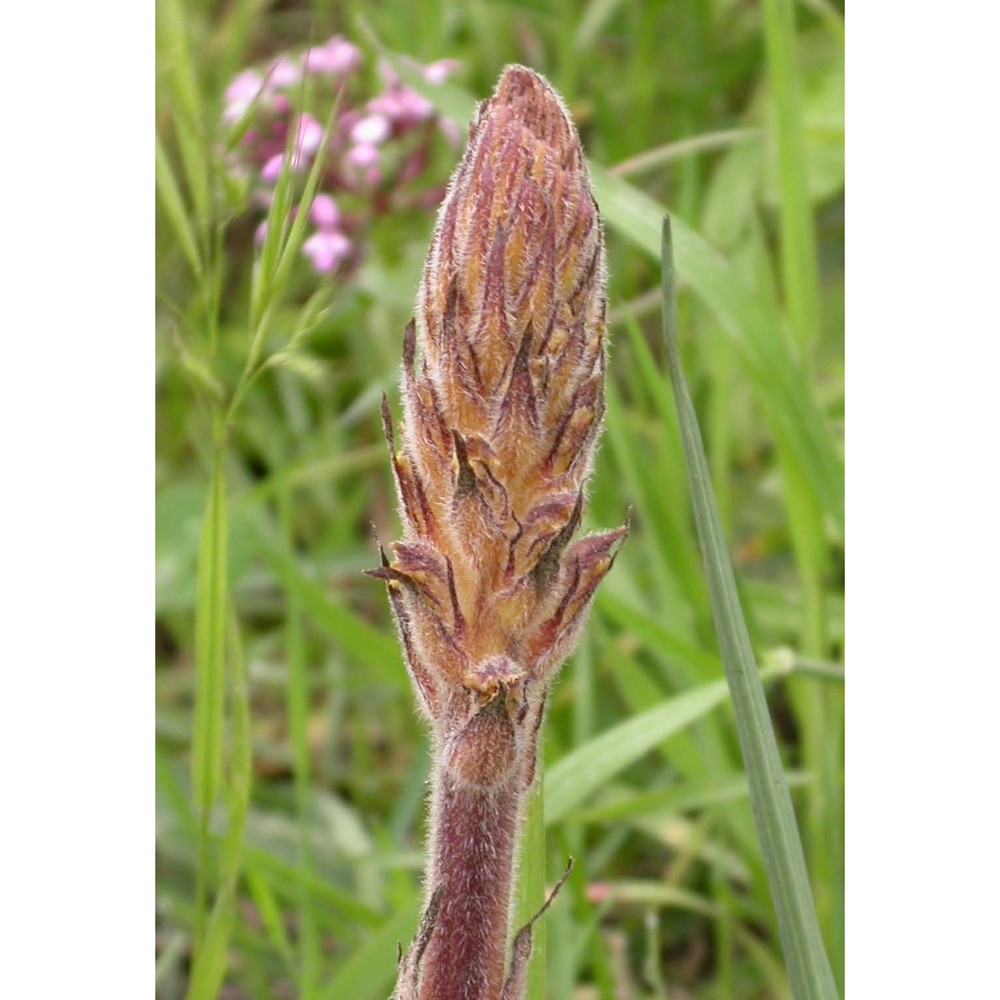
left=155, top=1, right=844, bottom=997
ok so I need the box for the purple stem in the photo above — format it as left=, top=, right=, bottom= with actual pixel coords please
left=418, top=765, right=522, bottom=1000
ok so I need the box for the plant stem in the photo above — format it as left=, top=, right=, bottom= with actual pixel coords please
left=420, top=762, right=523, bottom=1000
left=381, top=67, right=622, bottom=1000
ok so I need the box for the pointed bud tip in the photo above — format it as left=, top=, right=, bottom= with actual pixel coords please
left=485, top=64, right=579, bottom=158
left=493, top=64, right=561, bottom=108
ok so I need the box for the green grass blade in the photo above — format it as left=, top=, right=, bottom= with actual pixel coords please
left=157, top=0, right=210, bottom=232
left=609, top=128, right=762, bottom=178
left=545, top=670, right=778, bottom=826
left=274, top=109, right=341, bottom=288
left=660, top=216, right=838, bottom=999
left=191, top=447, right=228, bottom=950
left=758, top=4, right=843, bottom=971
left=278, top=480, right=322, bottom=998
left=244, top=866, right=295, bottom=970
left=222, top=611, right=252, bottom=866
left=800, top=0, right=845, bottom=42
left=186, top=884, right=236, bottom=1000
left=155, top=130, right=202, bottom=278
left=575, top=0, right=628, bottom=50
left=617, top=314, right=691, bottom=529
left=156, top=931, right=188, bottom=989
left=233, top=102, right=343, bottom=423
left=566, top=770, right=812, bottom=826
left=192, top=451, right=227, bottom=813
left=591, top=165, right=844, bottom=533
left=248, top=108, right=338, bottom=355
left=156, top=741, right=198, bottom=845
left=592, top=881, right=718, bottom=918
left=596, top=592, right=720, bottom=679
left=245, top=847, right=384, bottom=927
left=513, top=769, right=546, bottom=1000
left=186, top=606, right=250, bottom=1000
left=318, top=895, right=423, bottom=1000
left=601, top=377, right=693, bottom=630
left=248, top=518, right=406, bottom=692
left=762, top=0, right=822, bottom=354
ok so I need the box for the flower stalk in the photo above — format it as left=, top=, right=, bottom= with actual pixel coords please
left=372, top=65, right=625, bottom=1000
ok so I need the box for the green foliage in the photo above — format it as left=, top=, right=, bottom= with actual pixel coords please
left=661, top=217, right=836, bottom=998
left=156, top=1, right=844, bottom=997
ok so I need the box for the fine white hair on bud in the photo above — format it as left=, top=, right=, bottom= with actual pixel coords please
left=375, top=65, right=626, bottom=1000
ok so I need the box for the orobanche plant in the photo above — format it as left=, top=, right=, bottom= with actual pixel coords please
left=371, top=66, right=626, bottom=1000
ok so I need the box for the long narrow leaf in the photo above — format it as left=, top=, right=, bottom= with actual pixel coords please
left=762, top=0, right=822, bottom=353
left=155, top=131, right=202, bottom=278
left=566, top=770, right=812, bottom=826
left=318, top=896, right=423, bottom=1000
left=187, top=598, right=250, bottom=1000
left=513, top=771, right=547, bottom=1000
left=192, top=452, right=228, bottom=813
left=660, top=216, right=838, bottom=999
left=249, top=520, right=406, bottom=692
left=245, top=848, right=384, bottom=927
left=190, top=447, right=228, bottom=954
left=279, top=480, right=322, bottom=998
left=591, top=166, right=844, bottom=532
left=157, top=0, right=210, bottom=231
left=186, top=884, right=236, bottom=1000
left=545, top=671, right=779, bottom=825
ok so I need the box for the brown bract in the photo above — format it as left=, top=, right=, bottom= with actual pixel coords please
left=377, top=65, right=624, bottom=724
left=374, top=65, right=626, bottom=1000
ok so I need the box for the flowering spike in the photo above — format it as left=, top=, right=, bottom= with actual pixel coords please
left=378, top=66, right=626, bottom=1000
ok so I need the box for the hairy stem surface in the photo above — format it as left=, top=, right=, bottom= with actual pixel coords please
left=421, top=768, right=522, bottom=1000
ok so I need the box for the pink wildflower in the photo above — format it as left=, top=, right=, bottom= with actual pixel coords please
left=302, top=229, right=351, bottom=273
left=422, top=59, right=460, bottom=85
left=376, top=58, right=402, bottom=89
left=295, top=114, right=324, bottom=156
left=350, top=114, right=391, bottom=146
left=223, top=37, right=459, bottom=275
left=366, top=85, right=433, bottom=129
left=347, top=143, right=380, bottom=168
left=261, top=149, right=311, bottom=181
left=309, top=193, right=340, bottom=230
left=267, top=55, right=301, bottom=89
left=260, top=153, right=285, bottom=183
left=438, top=117, right=461, bottom=148
left=303, top=35, right=362, bottom=75
left=223, top=69, right=265, bottom=123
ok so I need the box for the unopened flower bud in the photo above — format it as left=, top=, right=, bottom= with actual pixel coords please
left=377, top=65, right=626, bottom=1000
left=378, top=65, right=625, bottom=723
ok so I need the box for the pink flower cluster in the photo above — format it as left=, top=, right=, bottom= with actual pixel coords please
left=222, top=36, right=461, bottom=275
